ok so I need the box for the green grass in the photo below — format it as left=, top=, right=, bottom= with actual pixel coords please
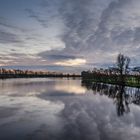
left=82, top=75, right=140, bottom=88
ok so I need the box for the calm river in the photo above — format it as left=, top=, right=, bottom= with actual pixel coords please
left=0, top=78, right=140, bottom=140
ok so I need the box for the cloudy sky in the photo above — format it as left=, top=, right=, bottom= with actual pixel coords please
left=0, top=0, right=140, bottom=72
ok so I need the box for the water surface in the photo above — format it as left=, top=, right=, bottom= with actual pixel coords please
left=0, top=78, right=140, bottom=140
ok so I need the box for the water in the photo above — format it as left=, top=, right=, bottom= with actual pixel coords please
left=0, top=78, right=140, bottom=140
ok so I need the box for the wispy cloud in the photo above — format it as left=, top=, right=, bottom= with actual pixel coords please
left=0, top=29, right=22, bottom=44
left=25, top=8, right=48, bottom=28
left=0, top=0, right=140, bottom=71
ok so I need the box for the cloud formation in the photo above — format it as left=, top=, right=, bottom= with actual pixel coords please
left=1, top=78, right=140, bottom=139
left=0, top=0, right=140, bottom=71
left=25, top=8, right=48, bottom=28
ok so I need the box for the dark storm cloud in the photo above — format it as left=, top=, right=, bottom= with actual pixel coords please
left=38, top=50, right=83, bottom=61
left=40, top=54, right=77, bottom=60
left=48, top=55, right=76, bottom=60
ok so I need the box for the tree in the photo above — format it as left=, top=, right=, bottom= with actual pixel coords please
left=116, top=54, right=130, bottom=84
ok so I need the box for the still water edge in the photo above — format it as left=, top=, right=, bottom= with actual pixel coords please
left=0, top=78, right=140, bottom=140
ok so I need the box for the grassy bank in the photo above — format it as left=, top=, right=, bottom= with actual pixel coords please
left=82, top=74, right=140, bottom=88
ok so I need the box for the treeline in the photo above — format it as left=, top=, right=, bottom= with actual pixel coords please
left=81, top=71, right=140, bottom=87
left=81, top=54, right=140, bottom=87
left=0, top=68, right=80, bottom=79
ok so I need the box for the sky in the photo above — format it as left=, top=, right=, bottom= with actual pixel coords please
left=0, top=0, right=140, bottom=73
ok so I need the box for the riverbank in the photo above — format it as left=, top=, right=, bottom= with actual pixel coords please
left=82, top=78, right=140, bottom=88
left=0, top=74, right=81, bottom=79
left=81, top=72, right=140, bottom=88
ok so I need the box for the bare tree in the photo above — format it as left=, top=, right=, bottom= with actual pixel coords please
left=117, top=54, right=130, bottom=84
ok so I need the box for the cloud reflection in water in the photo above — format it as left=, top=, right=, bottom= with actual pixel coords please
left=0, top=78, right=140, bottom=140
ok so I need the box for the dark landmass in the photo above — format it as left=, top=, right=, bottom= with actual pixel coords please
left=0, top=68, right=81, bottom=79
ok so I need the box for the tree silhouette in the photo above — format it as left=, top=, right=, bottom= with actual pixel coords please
left=116, top=54, right=130, bottom=84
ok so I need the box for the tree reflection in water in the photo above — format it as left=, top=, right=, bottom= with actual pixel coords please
left=115, top=85, right=130, bottom=116
left=82, top=80, right=140, bottom=116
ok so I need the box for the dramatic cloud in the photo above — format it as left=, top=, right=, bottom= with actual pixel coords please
left=0, top=0, right=140, bottom=71
left=38, top=51, right=77, bottom=61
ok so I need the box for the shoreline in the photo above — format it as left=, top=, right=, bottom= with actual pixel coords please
left=0, top=74, right=81, bottom=79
